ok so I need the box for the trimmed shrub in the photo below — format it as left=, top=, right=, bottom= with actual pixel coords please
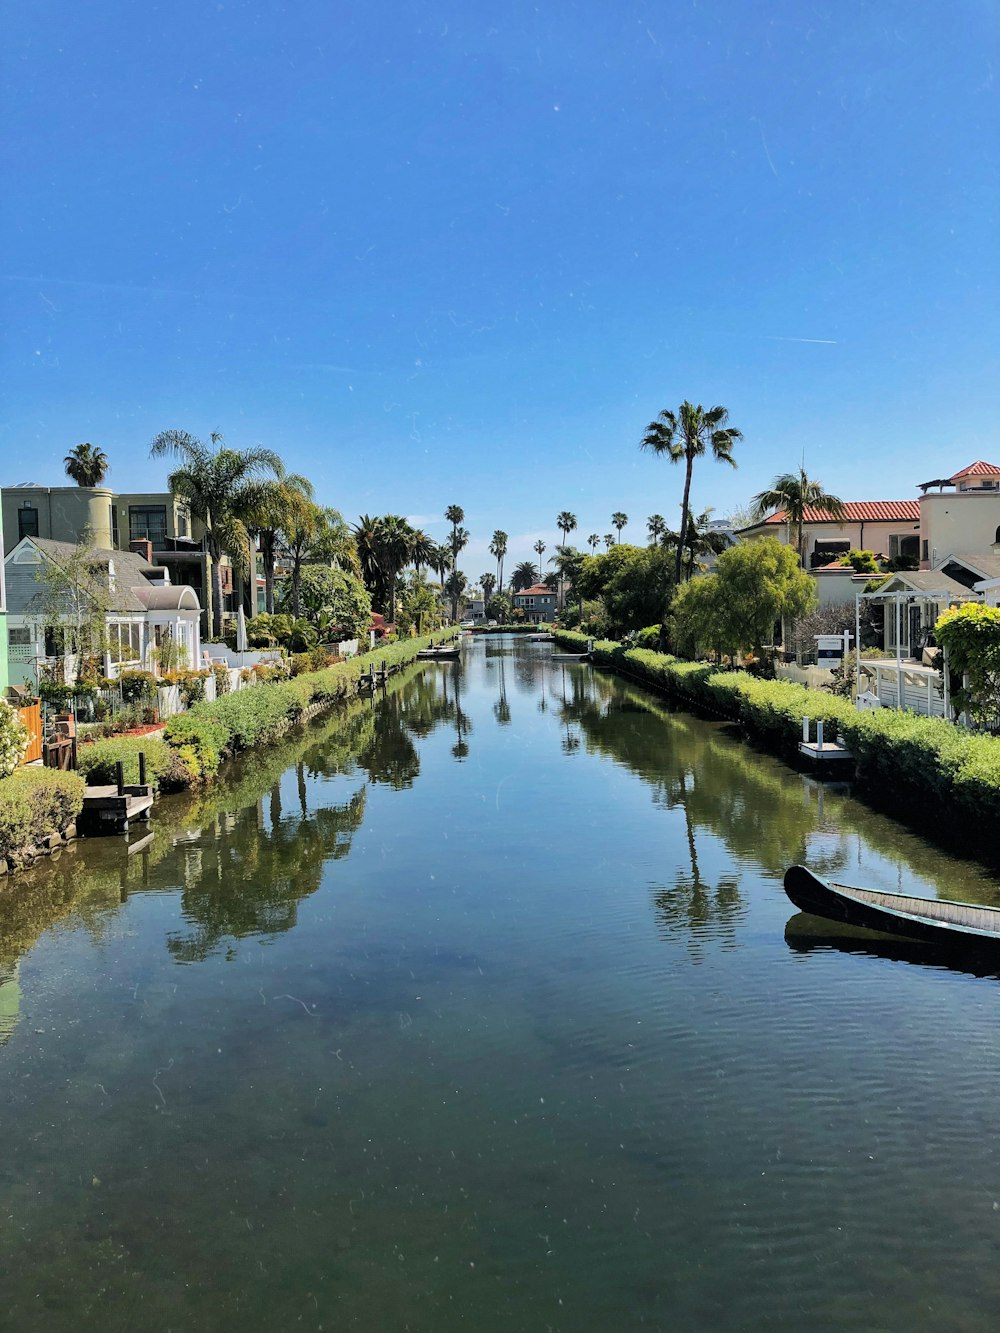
left=0, top=769, right=85, bottom=863
left=76, top=735, right=173, bottom=790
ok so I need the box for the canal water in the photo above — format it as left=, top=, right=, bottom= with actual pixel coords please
left=1, top=635, right=999, bottom=1331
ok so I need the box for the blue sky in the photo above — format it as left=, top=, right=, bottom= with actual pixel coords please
left=2, top=0, right=997, bottom=574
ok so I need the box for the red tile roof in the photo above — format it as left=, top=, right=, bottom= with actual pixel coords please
left=763, top=500, right=919, bottom=524
left=950, top=460, right=1000, bottom=480
left=513, top=584, right=553, bottom=596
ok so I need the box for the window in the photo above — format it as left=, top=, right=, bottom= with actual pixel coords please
left=18, top=507, right=39, bottom=541
left=108, top=621, right=142, bottom=664
left=177, top=511, right=189, bottom=537
left=811, top=540, right=850, bottom=568
left=922, top=540, right=929, bottom=562
left=128, top=505, right=167, bottom=547
left=110, top=504, right=120, bottom=548
left=888, top=534, right=919, bottom=560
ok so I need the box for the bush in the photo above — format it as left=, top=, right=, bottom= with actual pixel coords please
left=76, top=735, right=174, bottom=790
left=0, top=769, right=85, bottom=863
left=0, top=699, right=28, bottom=778
left=212, top=664, right=231, bottom=697
left=118, top=669, right=157, bottom=703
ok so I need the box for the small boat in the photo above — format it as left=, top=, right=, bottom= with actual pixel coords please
left=416, top=646, right=460, bottom=661
left=783, top=865, right=1000, bottom=952
left=527, top=632, right=554, bottom=642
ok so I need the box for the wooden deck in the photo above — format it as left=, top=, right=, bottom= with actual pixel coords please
left=80, top=785, right=154, bottom=835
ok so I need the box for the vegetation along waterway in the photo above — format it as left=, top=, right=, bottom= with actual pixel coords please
left=2, top=635, right=999, bottom=1331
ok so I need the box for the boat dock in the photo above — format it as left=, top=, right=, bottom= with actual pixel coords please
left=798, top=718, right=853, bottom=766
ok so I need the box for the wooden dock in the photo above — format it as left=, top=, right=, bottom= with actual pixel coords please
left=79, top=785, right=154, bottom=835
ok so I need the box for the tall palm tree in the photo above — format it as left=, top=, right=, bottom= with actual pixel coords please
left=246, top=473, right=314, bottom=614
left=409, top=529, right=435, bottom=575
left=64, top=443, right=109, bottom=487
left=556, top=511, right=577, bottom=544
left=279, top=500, right=322, bottom=619
left=445, top=506, right=467, bottom=620
left=376, top=515, right=416, bottom=623
left=751, top=469, right=846, bottom=566
left=533, top=540, right=546, bottom=578
left=603, top=533, right=615, bottom=550
left=640, top=401, right=743, bottom=584
left=647, top=514, right=666, bottom=546
left=611, top=512, right=628, bottom=542
left=511, top=561, right=539, bottom=592
left=480, top=572, right=497, bottom=607
left=587, top=533, right=601, bottom=553
left=150, top=429, right=283, bottom=636
left=489, top=530, right=508, bottom=592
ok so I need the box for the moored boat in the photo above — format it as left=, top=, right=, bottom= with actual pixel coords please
left=783, top=865, right=1000, bottom=951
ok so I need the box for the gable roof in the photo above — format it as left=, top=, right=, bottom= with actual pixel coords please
left=866, top=570, right=977, bottom=600
left=513, top=584, right=553, bottom=597
left=7, top=537, right=167, bottom=614
left=758, top=500, right=920, bottom=525
left=951, top=461, right=1000, bottom=481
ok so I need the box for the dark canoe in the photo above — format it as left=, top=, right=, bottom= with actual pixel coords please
left=783, top=865, right=1000, bottom=952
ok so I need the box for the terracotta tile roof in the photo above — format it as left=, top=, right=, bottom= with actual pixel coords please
left=513, top=584, right=553, bottom=596
left=951, top=460, right=1000, bottom=480
left=763, top=500, right=919, bottom=524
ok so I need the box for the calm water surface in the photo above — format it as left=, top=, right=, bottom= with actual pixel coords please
left=2, top=635, right=1000, bottom=1331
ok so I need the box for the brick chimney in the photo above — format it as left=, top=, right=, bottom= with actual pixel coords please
left=129, top=538, right=153, bottom=563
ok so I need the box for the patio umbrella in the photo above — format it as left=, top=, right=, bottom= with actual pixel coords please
left=236, top=604, right=249, bottom=655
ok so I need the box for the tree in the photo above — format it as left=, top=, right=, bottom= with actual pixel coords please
left=307, top=508, right=362, bottom=578
left=445, top=569, right=468, bottom=617
left=751, top=469, right=846, bottom=566
left=489, top=530, right=508, bottom=591
left=279, top=501, right=323, bottom=620
left=611, top=512, right=628, bottom=542
left=511, top=561, right=539, bottom=592
left=64, top=443, right=109, bottom=487
left=409, top=529, right=435, bottom=575
left=150, top=430, right=283, bottom=637
left=479, top=572, right=497, bottom=606
left=673, top=536, right=816, bottom=659
left=445, top=506, right=468, bottom=620
left=603, top=533, right=615, bottom=550
left=640, top=401, right=743, bottom=584
left=681, top=507, right=731, bottom=580
left=574, top=544, right=676, bottom=637
left=533, top=540, right=546, bottom=574
left=246, top=474, right=314, bottom=615
left=30, top=541, right=112, bottom=684
left=276, top=565, right=372, bottom=640
left=935, top=603, right=1000, bottom=727
left=647, top=514, right=666, bottom=546
left=587, top=533, right=601, bottom=552
left=556, top=511, right=577, bottom=544
left=377, top=515, right=417, bottom=624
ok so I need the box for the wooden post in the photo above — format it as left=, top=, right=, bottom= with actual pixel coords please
left=802, top=716, right=810, bottom=744
left=816, top=719, right=824, bottom=749
left=138, top=751, right=147, bottom=788
left=115, top=760, right=125, bottom=796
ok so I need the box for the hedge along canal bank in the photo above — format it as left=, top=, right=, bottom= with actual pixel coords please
left=0, top=629, right=460, bottom=873
left=554, top=630, right=1000, bottom=847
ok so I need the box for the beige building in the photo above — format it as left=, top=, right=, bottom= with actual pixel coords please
left=736, top=499, right=921, bottom=569
left=917, top=461, right=1000, bottom=569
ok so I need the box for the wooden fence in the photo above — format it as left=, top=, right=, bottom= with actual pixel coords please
left=15, top=702, right=43, bottom=764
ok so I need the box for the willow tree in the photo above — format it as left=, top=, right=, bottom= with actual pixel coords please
left=640, top=402, right=743, bottom=584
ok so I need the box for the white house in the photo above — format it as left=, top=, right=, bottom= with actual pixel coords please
left=4, top=537, right=201, bottom=687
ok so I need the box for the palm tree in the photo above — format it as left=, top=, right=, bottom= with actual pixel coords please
left=587, top=533, right=601, bottom=553
left=511, top=561, right=539, bottom=592
left=409, top=529, right=435, bottom=575
left=556, top=511, right=577, bottom=544
left=603, top=533, right=615, bottom=550
left=647, top=514, right=666, bottom=546
left=751, top=469, right=846, bottom=566
left=681, top=507, right=732, bottom=580
left=611, top=512, right=628, bottom=542
left=533, top=539, right=546, bottom=574
left=480, top=572, right=497, bottom=607
left=279, top=500, right=322, bottom=619
left=64, top=443, right=109, bottom=487
left=246, top=474, right=314, bottom=614
left=376, top=515, right=416, bottom=622
left=150, top=430, right=283, bottom=636
left=445, top=506, right=468, bottom=620
left=640, top=401, right=743, bottom=584
left=489, top=530, right=508, bottom=591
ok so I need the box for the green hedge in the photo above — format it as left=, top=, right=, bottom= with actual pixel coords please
left=555, top=630, right=1000, bottom=830
left=0, top=769, right=85, bottom=864
left=76, top=736, right=174, bottom=790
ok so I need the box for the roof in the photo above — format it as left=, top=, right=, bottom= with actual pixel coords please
left=513, top=584, right=553, bottom=597
left=940, top=551, right=1000, bottom=580
left=866, top=570, right=976, bottom=600
left=134, top=585, right=201, bottom=612
left=951, top=461, right=1000, bottom=481
left=759, top=500, right=920, bottom=524
left=9, top=537, right=184, bottom=614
